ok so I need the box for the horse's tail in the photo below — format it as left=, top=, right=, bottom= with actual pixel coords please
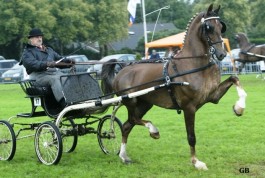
left=101, top=59, right=118, bottom=97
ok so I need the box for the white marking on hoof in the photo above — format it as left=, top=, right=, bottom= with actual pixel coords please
left=194, top=160, right=208, bottom=170
left=119, top=143, right=131, bottom=163
left=233, top=86, right=247, bottom=116
left=145, top=122, right=159, bottom=136
left=192, top=158, right=208, bottom=170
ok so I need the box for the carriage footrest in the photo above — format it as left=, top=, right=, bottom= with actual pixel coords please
left=17, top=111, right=46, bottom=118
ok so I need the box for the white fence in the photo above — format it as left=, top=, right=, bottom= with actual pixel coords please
left=220, top=61, right=263, bottom=75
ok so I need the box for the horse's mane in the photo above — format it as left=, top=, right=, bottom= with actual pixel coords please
left=182, top=13, right=200, bottom=49
left=132, top=58, right=168, bottom=64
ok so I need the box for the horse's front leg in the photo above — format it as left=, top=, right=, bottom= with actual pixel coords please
left=211, top=75, right=247, bottom=116
left=183, top=109, right=208, bottom=170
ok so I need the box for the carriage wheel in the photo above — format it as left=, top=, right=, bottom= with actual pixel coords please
left=59, top=118, right=78, bottom=153
left=34, top=122, right=62, bottom=165
left=97, top=115, right=122, bottom=155
left=0, top=120, right=16, bottom=161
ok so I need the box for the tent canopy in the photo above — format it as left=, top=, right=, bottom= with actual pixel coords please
left=145, top=32, right=231, bottom=54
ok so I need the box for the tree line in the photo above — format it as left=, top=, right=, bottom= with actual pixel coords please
left=0, top=0, right=264, bottom=60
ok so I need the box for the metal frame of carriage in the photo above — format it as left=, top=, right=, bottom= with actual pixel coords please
left=0, top=71, right=188, bottom=165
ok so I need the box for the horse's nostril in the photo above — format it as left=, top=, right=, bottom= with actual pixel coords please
left=219, top=53, right=226, bottom=60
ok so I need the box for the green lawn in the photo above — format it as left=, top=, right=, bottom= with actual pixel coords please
left=0, top=74, right=265, bottom=178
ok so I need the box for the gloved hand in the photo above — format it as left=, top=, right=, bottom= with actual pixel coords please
left=46, top=61, right=56, bottom=68
left=55, top=62, right=74, bottom=68
left=63, top=58, right=75, bottom=64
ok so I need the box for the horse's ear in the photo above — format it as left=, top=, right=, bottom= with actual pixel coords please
left=214, top=5, right=221, bottom=14
left=207, top=4, right=213, bottom=15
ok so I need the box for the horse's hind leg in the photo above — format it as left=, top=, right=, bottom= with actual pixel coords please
left=119, top=100, right=154, bottom=163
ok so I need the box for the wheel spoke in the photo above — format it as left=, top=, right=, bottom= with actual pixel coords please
left=0, top=120, right=16, bottom=161
left=34, top=122, right=62, bottom=165
left=97, top=115, right=122, bottom=155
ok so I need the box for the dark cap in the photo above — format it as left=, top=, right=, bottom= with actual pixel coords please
left=28, top=28, right=43, bottom=38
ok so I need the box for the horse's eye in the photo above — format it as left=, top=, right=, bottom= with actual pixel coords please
left=205, top=23, right=214, bottom=33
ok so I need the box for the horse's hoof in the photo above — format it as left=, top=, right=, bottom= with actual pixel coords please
left=150, top=132, right=160, bottom=139
left=120, top=158, right=132, bottom=164
left=194, top=160, right=208, bottom=171
left=123, top=160, right=132, bottom=164
left=233, top=105, right=243, bottom=116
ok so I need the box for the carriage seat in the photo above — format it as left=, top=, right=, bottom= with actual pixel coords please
left=18, top=80, right=61, bottom=118
left=20, top=80, right=52, bottom=96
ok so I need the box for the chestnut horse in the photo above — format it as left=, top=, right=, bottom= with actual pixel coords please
left=235, top=32, right=265, bottom=71
left=101, top=4, right=247, bottom=170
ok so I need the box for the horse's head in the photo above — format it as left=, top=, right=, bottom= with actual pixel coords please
left=234, top=33, right=249, bottom=48
left=200, top=4, right=227, bottom=61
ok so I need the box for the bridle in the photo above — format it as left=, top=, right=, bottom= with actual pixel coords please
left=201, top=16, right=226, bottom=60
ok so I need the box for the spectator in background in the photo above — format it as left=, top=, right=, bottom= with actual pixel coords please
left=149, top=49, right=160, bottom=59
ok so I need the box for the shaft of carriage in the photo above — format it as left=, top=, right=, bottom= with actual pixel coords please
left=55, top=82, right=190, bottom=127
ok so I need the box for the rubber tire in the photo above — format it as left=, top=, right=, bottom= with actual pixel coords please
left=0, top=120, right=16, bottom=161
left=34, top=121, right=63, bottom=165
left=97, top=115, right=122, bottom=155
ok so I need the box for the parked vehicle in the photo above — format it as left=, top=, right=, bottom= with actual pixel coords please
left=0, top=63, right=28, bottom=83
left=0, top=56, right=5, bottom=60
left=60, top=55, right=92, bottom=74
left=87, top=54, right=136, bottom=78
left=0, top=59, right=18, bottom=79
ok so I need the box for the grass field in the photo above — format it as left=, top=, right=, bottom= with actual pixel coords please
left=0, top=74, right=265, bottom=178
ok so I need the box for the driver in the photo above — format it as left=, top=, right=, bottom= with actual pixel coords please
left=20, top=28, right=74, bottom=107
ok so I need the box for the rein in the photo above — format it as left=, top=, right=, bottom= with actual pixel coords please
left=240, top=51, right=265, bottom=59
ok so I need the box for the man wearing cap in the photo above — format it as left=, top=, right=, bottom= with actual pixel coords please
left=20, top=28, right=74, bottom=107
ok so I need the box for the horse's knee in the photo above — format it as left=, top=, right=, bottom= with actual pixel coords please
left=229, top=75, right=240, bottom=85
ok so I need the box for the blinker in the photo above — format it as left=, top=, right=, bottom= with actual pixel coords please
left=220, top=21, right=226, bottom=33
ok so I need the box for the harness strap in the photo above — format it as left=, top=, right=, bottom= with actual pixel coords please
left=102, top=60, right=216, bottom=99
left=163, top=61, right=182, bottom=114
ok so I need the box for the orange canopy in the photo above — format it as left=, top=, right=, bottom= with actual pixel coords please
left=146, top=32, right=186, bottom=48
left=145, top=32, right=231, bottom=55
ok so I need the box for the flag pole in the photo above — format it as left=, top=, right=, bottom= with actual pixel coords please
left=141, top=0, right=148, bottom=59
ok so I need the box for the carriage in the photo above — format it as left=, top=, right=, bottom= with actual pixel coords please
left=0, top=71, right=188, bottom=165
left=0, top=72, right=121, bottom=165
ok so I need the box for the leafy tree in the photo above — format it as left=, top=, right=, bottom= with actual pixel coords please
left=87, top=0, right=128, bottom=57
left=135, top=0, right=192, bottom=30
left=0, top=0, right=56, bottom=59
left=47, top=0, right=94, bottom=54
left=248, top=0, right=265, bottom=43
left=0, top=0, right=128, bottom=59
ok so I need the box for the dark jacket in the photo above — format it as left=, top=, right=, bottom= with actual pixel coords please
left=21, top=44, right=62, bottom=74
left=149, top=53, right=160, bottom=59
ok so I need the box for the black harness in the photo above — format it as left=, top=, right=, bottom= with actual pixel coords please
left=162, top=59, right=216, bottom=114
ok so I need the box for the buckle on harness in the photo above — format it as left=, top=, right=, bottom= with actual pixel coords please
left=165, top=76, right=171, bottom=85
